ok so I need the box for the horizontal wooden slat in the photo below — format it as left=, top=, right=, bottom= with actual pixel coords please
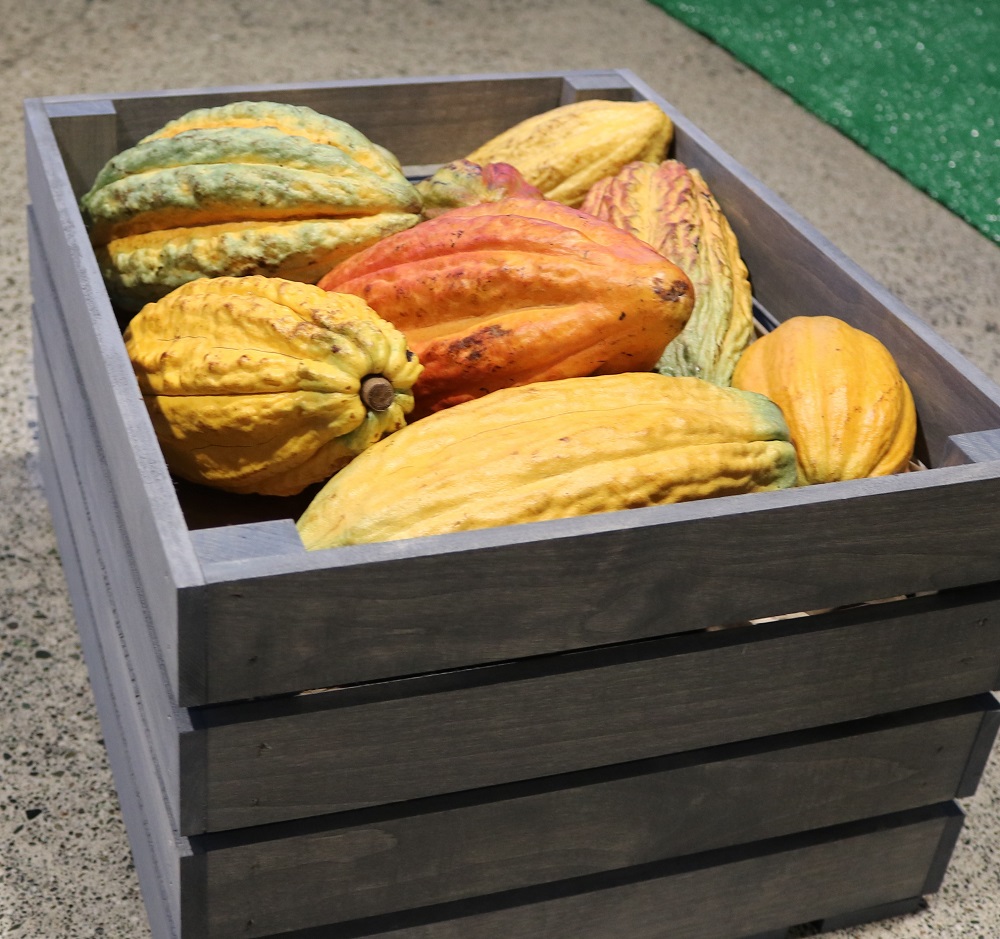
left=187, top=463, right=1000, bottom=703
left=189, top=586, right=1000, bottom=832
left=190, top=698, right=993, bottom=938
left=227, top=805, right=965, bottom=939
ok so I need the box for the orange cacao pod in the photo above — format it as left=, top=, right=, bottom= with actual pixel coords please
left=318, top=197, right=694, bottom=415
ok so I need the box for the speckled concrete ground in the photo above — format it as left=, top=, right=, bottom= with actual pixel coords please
left=1, top=2, right=999, bottom=937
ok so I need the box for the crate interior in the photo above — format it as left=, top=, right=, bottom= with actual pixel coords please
left=36, top=71, right=1000, bottom=540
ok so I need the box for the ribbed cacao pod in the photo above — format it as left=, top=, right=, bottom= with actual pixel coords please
left=317, top=196, right=695, bottom=415
left=124, top=275, right=422, bottom=496
left=81, top=101, right=423, bottom=310
left=297, top=372, right=797, bottom=549
left=463, top=99, right=673, bottom=207
left=581, top=159, right=753, bottom=386
left=731, top=315, right=917, bottom=485
left=415, top=160, right=544, bottom=218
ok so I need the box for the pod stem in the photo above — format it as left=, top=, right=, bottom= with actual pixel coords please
left=360, top=375, right=395, bottom=412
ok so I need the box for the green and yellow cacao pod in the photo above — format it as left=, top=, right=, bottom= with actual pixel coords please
left=296, top=372, right=797, bottom=549
left=731, top=315, right=917, bottom=485
left=463, top=99, right=673, bottom=207
left=581, top=159, right=753, bottom=386
left=81, top=101, right=423, bottom=310
left=318, top=196, right=694, bottom=416
left=124, top=275, right=422, bottom=496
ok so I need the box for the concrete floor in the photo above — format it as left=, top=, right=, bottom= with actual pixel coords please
left=2, top=1, right=999, bottom=936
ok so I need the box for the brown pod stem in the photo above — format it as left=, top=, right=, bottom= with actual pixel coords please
left=360, top=375, right=395, bottom=412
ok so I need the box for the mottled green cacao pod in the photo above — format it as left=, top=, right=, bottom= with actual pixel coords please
left=81, top=101, right=422, bottom=310
left=582, top=160, right=753, bottom=386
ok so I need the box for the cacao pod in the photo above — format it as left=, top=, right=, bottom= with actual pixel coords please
left=731, top=315, right=917, bottom=485
left=581, top=159, right=753, bottom=386
left=463, top=99, right=672, bottom=207
left=415, top=160, right=544, bottom=218
left=81, top=101, right=423, bottom=310
left=124, top=275, right=422, bottom=496
left=296, top=372, right=797, bottom=549
left=318, top=196, right=695, bottom=415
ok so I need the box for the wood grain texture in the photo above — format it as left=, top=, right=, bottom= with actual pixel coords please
left=243, top=805, right=963, bottom=939
left=189, top=464, right=1000, bottom=703
left=45, top=98, right=119, bottom=203
left=190, top=700, right=992, bottom=938
left=942, top=429, right=1000, bottom=466
left=191, top=589, right=1000, bottom=831
left=189, top=521, right=305, bottom=566
left=956, top=694, right=1000, bottom=797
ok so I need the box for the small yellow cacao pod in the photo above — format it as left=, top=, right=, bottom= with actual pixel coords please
left=731, top=315, right=917, bottom=485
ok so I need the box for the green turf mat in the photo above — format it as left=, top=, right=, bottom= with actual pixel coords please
left=648, top=0, right=999, bottom=243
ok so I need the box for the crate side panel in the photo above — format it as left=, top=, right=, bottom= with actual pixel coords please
left=32, top=321, right=188, bottom=832
left=956, top=697, right=1000, bottom=798
left=95, top=73, right=567, bottom=169
left=629, top=75, right=1000, bottom=464
left=25, top=105, right=203, bottom=686
left=30, top=234, right=193, bottom=762
left=197, top=590, right=1000, bottom=831
left=45, top=99, right=119, bottom=205
left=25, top=109, right=200, bottom=592
left=228, top=807, right=960, bottom=939
left=199, top=701, right=989, bottom=937
left=36, top=405, right=188, bottom=939
left=193, top=465, right=1000, bottom=704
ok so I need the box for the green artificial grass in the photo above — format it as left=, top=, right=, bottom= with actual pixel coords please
left=648, top=0, right=999, bottom=243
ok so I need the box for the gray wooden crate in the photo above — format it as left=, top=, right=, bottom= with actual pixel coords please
left=24, top=69, right=1000, bottom=939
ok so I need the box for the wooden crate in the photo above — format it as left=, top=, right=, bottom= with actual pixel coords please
left=24, top=69, right=1000, bottom=939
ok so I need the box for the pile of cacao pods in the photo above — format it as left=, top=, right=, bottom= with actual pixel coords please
left=80, top=96, right=917, bottom=550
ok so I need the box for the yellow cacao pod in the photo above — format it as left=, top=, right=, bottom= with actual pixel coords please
left=581, top=159, right=753, bottom=386
left=463, top=99, right=672, bottom=207
left=124, top=276, right=422, bottom=496
left=81, top=101, right=423, bottom=310
left=297, top=373, right=797, bottom=549
left=731, top=315, right=917, bottom=485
